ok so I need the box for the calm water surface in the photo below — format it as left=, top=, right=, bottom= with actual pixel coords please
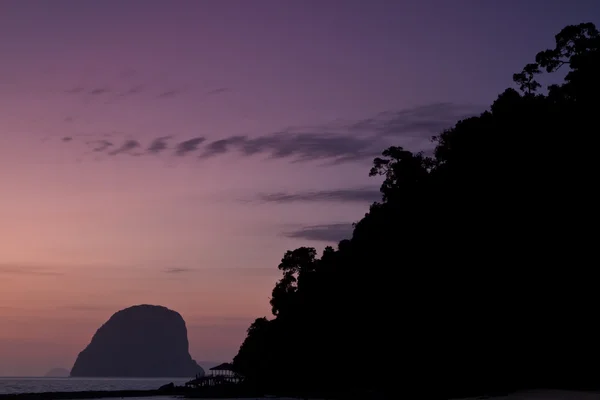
left=0, top=377, right=188, bottom=394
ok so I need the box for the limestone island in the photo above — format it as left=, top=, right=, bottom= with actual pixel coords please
left=70, top=304, right=204, bottom=378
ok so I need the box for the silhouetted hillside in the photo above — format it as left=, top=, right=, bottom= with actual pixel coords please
left=232, top=23, right=600, bottom=398
left=71, top=304, right=204, bottom=378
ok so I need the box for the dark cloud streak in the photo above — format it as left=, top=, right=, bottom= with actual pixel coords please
left=89, top=88, right=110, bottom=96
left=350, top=102, right=480, bottom=137
left=256, top=187, right=380, bottom=204
left=175, top=137, right=206, bottom=156
left=200, top=132, right=378, bottom=164
left=89, top=139, right=113, bottom=152
left=60, top=102, right=482, bottom=165
left=123, top=85, right=144, bottom=96
left=283, top=223, right=353, bottom=242
left=147, top=136, right=171, bottom=154
left=196, top=103, right=479, bottom=163
left=108, top=139, right=141, bottom=155
left=200, top=136, right=246, bottom=158
left=158, top=89, right=183, bottom=98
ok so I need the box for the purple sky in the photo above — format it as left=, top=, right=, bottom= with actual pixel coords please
left=1, top=0, right=598, bottom=376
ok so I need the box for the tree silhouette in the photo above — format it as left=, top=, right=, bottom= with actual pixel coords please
left=233, top=23, right=600, bottom=398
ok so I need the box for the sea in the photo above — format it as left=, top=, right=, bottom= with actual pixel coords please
left=0, top=376, right=188, bottom=395
left=3, top=379, right=599, bottom=400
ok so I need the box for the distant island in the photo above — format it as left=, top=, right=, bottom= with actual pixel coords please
left=70, top=304, right=204, bottom=378
left=44, top=368, right=70, bottom=377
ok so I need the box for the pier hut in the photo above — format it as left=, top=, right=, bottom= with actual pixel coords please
left=185, top=362, right=243, bottom=388
left=209, top=362, right=237, bottom=377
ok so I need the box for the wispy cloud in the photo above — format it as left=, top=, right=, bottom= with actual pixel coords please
left=158, top=88, right=187, bottom=98
left=283, top=223, right=353, bottom=243
left=252, top=132, right=377, bottom=161
left=88, top=139, right=114, bottom=152
left=61, top=102, right=482, bottom=164
left=120, top=84, right=144, bottom=97
left=158, top=90, right=177, bottom=98
left=350, top=102, right=480, bottom=137
left=147, top=136, right=171, bottom=154
left=206, top=87, right=230, bottom=95
left=196, top=102, right=479, bottom=162
left=200, top=132, right=379, bottom=163
left=175, top=137, right=205, bottom=156
left=199, top=136, right=246, bottom=158
left=89, top=87, right=110, bottom=96
left=254, top=187, right=380, bottom=204
left=58, top=69, right=194, bottom=102
left=108, top=139, right=141, bottom=156
left=65, top=86, right=110, bottom=96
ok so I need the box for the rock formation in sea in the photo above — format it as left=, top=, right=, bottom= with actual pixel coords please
left=45, top=367, right=70, bottom=377
left=70, top=304, right=205, bottom=377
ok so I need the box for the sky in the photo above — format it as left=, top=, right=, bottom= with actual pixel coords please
left=0, top=0, right=599, bottom=376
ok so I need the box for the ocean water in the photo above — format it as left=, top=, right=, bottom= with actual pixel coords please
left=457, top=390, right=600, bottom=400
left=1, top=381, right=597, bottom=400
left=0, top=377, right=189, bottom=395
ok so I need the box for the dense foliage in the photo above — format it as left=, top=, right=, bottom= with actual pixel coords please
left=233, top=23, right=600, bottom=398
